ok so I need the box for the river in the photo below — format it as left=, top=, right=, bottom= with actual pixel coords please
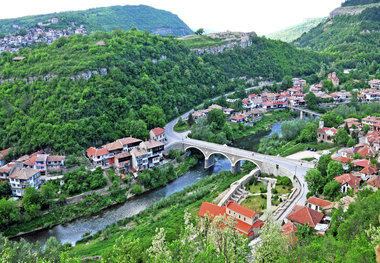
left=21, top=119, right=295, bottom=246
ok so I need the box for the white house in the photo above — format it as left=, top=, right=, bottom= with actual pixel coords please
left=9, top=168, right=41, bottom=197
left=149, top=127, right=166, bottom=143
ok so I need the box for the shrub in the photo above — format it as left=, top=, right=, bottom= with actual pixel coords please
left=131, top=185, right=143, bottom=195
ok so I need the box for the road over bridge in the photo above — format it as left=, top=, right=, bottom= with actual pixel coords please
left=287, top=106, right=322, bottom=120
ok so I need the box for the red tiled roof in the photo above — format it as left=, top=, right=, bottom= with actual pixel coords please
left=30, top=150, right=44, bottom=157
left=317, top=127, right=338, bottom=135
left=333, top=156, right=352, bottom=163
left=306, top=197, right=333, bottom=209
left=242, top=98, right=249, bottom=104
left=86, top=147, right=109, bottom=157
left=231, top=114, right=248, bottom=121
left=198, top=202, right=226, bottom=219
left=360, top=166, right=377, bottom=175
left=226, top=200, right=259, bottom=218
left=282, top=221, right=297, bottom=235
left=118, top=137, right=142, bottom=145
left=367, top=176, right=380, bottom=188
left=47, top=155, right=65, bottom=162
left=23, top=155, right=36, bottom=166
left=0, top=148, right=10, bottom=157
left=151, top=127, right=165, bottom=136
left=102, top=141, right=123, bottom=151
left=334, top=173, right=361, bottom=188
left=352, top=159, right=370, bottom=168
left=286, top=205, right=324, bottom=228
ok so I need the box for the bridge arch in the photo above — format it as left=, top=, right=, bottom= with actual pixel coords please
left=232, top=158, right=261, bottom=170
left=184, top=145, right=208, bottom=159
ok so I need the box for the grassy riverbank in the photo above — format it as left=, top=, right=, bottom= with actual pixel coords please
left=4, top=156, right=198, bottom=237
left=70, top=171, right=245, bottom=259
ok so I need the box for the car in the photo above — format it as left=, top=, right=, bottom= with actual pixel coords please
left=312, top=148, right=317, bottom=152
left=306, top=147, right=310, bottom=150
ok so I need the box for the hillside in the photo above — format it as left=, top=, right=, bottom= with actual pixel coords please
left=293, top=4, right=380, bottom=67
left=266, top=18, right=326, bottom=43
left=0, top=5, right=193, bottom=36
left=0, top=30, right=322, bottom=155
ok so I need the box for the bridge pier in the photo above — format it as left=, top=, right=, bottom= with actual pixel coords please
left=204, top=155, right=215, bottom=169
left=230, top=162, right=241, bottom=173
left=300, top=111, right=304, bottom=120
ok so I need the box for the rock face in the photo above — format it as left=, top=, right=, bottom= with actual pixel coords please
left=329, top=3, right=380, bottom=18
left=192, top=31, right=257, bottom=56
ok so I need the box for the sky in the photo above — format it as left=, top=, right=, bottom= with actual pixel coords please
left=0, top=0, right=344, bottom=35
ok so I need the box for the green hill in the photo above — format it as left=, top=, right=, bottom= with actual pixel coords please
left=293, top=4, right=380, bottom=67
left=0, top=5, right=193, bottom=36
left=0, top=30, right=322, bottom=155
left=342, top=0, right=380, bottom=6
left=266, top=18, right=326, bottom=42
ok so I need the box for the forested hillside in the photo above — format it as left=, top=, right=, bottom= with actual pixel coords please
left=0, top=5, right=193, bottom=36
left=342, top=0, right=380, bottom=6
left=266, top=18, right=326, bottom=43
left=0, top=30, right=322, bottom=155
left=293, top=5, right=380, bottom=67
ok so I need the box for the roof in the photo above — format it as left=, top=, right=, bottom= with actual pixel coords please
left=0, top=163, right=14, bottom=173
left=367, top=176, right=380, bottom=188
left=223, top=108, right=235, bottom=112
left=231, top=114, right=248, bottom=121
left=130, top=148, right=148, bottom=157
left=118, top=137, right=142, bottom=145
left=0, top=148, right=10, bottom=158
left=334, top=174, right=361, bottom=188
left=306, top=197, right=333, bottom=209
left=281, top=221, right=297, bottom=235
left=47, top=155, right=65, bottom=162
left=86, top=147, right=109, bottom=157
left=286, top=205, right=324, bottom=228
left=103, top=141, right=123, bottom=152
left=352, top=159, right=370, bottom=168
left=360, top=166, right=377, bottom=175
left=226, top=200, right=259, bottom=218
left=142, top=140, right=164, bottom=149
left=317, top=127, right=338, bottom=135
left=242, top=98, right=249, bottom=104
left=16, top=155, right=30, bottom=162
left=96, top=41, right=106, bottom=46
left=198, top=202, right=226, bottom=219
left=9, top=168, right=39, bottom=180
left=332, top=156, right=352, bottom=163
left=36, top=154, right=48, bottom=162
left=30, top=150, right=44, bottom=157
left=23, top=155, right=36, bottom=166
left=115, top=152, right=131, bottom=159
left=151, top=127, right=165, bottom=136
left=13, top=56, right=26, bottom=61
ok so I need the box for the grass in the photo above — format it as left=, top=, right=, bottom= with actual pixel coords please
left=280, top=142, right=335, bottom=157
left=240, top=195, right=267, bottom=212
left=180, top=35, right=223, bottom=49
left=174, top=122, right=190, bottom=132
left=247, top=182, right=265, bottom=194
left=274, top=184, right=292, bottom=196
left=302, top=157, right=315, bottom=162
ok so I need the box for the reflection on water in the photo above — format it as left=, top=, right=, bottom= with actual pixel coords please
left=20, top=157, right=231, bottom=246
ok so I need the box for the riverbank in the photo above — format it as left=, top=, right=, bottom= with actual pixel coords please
left=70, top=170, right=246, bottom=259
left=4, top=156, right=199, bottom=238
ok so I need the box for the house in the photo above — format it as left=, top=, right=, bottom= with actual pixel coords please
left=281, top=221, right=297, bottom=245
left=208, top=104, right=223, bottom=111
left=192, top=111, right=206, bottom=120
left=47, top=155, right=65, bottom=171
left=103, top=141, right=123, bottom=155
left=118, top=137, right=142, bottom=152
left=223, top=108, right=235, bottom=116
left=230, top=114, right=249, bottom=123
left=368, top=79, right=380, bottom=89
left=140, top=140, right=164, bottom=168
left=198, top=200, right=263, bottom=240
left=262, top=100, right=287, bottom=111
left=9, top=168, right=41, bottom=197
left=150, top=127, right=166, bottom=144
left=366, top=175, right=380, bottom=191
left=0, top=148, right=10, bottom=166
left=130, top=148, right=149, bottom=171
left=242, top=98, right=253, bottom=109
left=306, top=197, right=333, bottom=213
left=286, top=205, right=324, bottom=228
left=334, top=173, right=361, bottom=193
left=0, top=163, right=14, bottom=182
left=352, top=159, right=371, bottom=170
left=317, top=125, right=338, bottom=144
left=86, top=147, right=111, bottom=167
left=35, top=154, right=48, bottom=175
left=360, top=165, right=377, bottom=181
left=341, top=118, right=361, bottom=129
left=362, top=116, right=380, bottom=130
left=114, top=152, right=132, bottom=172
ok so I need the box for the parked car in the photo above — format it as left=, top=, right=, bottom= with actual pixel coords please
left=311, top=148, right=317, bottom=152
left=306, top=147, right=310, bottom=150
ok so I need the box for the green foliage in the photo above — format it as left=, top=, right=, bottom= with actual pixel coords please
left=277, top=176, right=292, bottom=186
left=347, top=137, right=356, bottom=147
left=206, top=109, right=226, bottom=130
left=22, top=186, right=41, bottom=215
left=0, top=198, right=20, bottom=228
left=0, top=5, right=193, bottom=36
left=305, top=169, right=326, bottom=195
left=281, top=119, right=308, bottom=141
left=298, top=122, right=318, bottom=142
left=267, top=17, right=327, bottom=42
left=194, top=28, right=205, bottom=35
left=131, top=184, right=143, bottom=195
left=327, top=161, right=344, bottom=180
left=305, top=92, right=321, bottom=111
left=317, top=154, right=332, bottom=177
left=322, top=180, right=342, bottom=200
left=0, top=182, right=11, bottom=199
left=333, top=129, right=350, bottom=146
left=342, top=0, right=380, bottom=6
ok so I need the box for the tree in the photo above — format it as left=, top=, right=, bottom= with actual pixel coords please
left=0, top=198, right=20, bottom=227
left=281, top=119, right=307, bottom=141
left=102, top=236, right=145, bottom=263
left=322, top=80, right=333, bottom=91
left=281, top=75, right=293, bottom=89
left=187, top=113, right=195, bottom=126
left=317, top=154, right=332, bottom=176
left=298, top=122, right=318, bottom=142
left=305, top=92, right=320, bottom=111
left=326, top=161, right=344, bottom=180
left=207, top=109, right=226, bottom=130
left=305, top=169, right=326, bottom=195
left=129, top=120, right=149, bottom=140
left=0, top=182, right=11, bottom=199
left=362, top=124, right=370, bottom=134
left=40, top=182, right=56, bottom=207
left=194, top=28, right=204, bottom=35
left=139, top=105, right=166, bottom=130
left=22, top=186, right=41, bottom=215
left=255, top=211, right=287, bottom=262
left=322, top=180, right=342, bottom=200
left=347, top=137, right=355, bottom=147
left=333, top=129, right=350, bottom=146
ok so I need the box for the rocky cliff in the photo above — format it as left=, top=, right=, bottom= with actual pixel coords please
left=329, top=2, right=380, bottom=17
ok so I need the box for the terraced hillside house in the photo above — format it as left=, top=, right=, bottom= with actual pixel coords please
left=334, top=173, right=361, bottom=193
left=9, top=168, right=41, bottom=197
left=198, top=200, right=263, bottom=240
left=140, top=140, right=165, bottom=168
left=86, top=147, right=111, bottom=167
left=150, top=127, right=166, bottom=143
left=47, top=155, right=66, bottom=171
left=118, top=137, right=142, bottom=152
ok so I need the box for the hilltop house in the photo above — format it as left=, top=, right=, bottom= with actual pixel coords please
left=334, top=173, right=361, bottom=193
left=198, top=200, right=263, bottom=240
left=149, top=127, right=166, bottom=143
left=286, top=205, right=324, bottom=228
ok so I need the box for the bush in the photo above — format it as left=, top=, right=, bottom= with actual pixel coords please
left=131, top=185, right=143, bottom=195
